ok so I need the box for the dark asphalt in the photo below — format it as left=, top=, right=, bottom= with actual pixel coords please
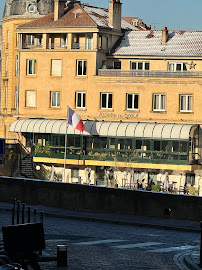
left=0, top=201, right=201, bottom=270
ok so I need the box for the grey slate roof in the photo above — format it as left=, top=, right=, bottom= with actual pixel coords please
left=3, top=0, right=54, bottom=18
left=113, top=30, right=202, bottom=57
left=82, top=5, right=140, bottom=30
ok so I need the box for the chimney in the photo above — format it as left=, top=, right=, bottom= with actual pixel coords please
left=54, top=0, right=65, bottom=21
left=162, top=26, right=168, bottom=44
left=109, top=0, right=122, bottom=31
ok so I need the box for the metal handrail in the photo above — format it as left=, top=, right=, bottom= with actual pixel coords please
left=98, top=69, right=202, bottom=78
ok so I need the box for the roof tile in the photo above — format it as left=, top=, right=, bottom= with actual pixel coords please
left=113, top=30, right=202, bottom=57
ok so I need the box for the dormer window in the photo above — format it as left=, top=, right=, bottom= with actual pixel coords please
left=28, top=4, right=35, bottom=13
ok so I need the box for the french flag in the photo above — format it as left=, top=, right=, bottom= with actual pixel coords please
left=68, top=107, right=85, bottom=132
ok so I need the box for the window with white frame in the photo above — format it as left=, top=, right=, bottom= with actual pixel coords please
left=5, top=55, right=8, bottom=76
left=130, top=61, right=150, bottom=70
left=16, top=55, right=19, bottom=76
left=126, top=93, right=139, bottom=110
left=51, top=59, right=62, bottom=76
left=85, top=34, right=93, bottom=49
left=168, top=62, right=187, bottom=71
left=16, top=33, right=19, bottom=47
left=7, top=30, right=9, bottom=48
left=15, top=87, right=18, bottom=109
left=26, top=35, right=35, bottom=47
left=35, top=35, right=42, bottom=46
left=50, top=91, right=60, bottom=108
left=61, top=34, right=67, bottom=47
left=5, top=86, right=8, bottom=108
left=76, top=92, right=86, bottom=108
left=153, top=94, right=165, bottom=111
left=100, top=93, right=112, bottom=109
left=77, top=60, right=87, bottom=76
left=27, top=59, right=36, bottom=75
left=180, top=94, right=192, bottom=112
left=26, top=90, right=36, bottom=107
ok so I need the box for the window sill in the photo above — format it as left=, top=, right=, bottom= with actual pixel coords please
left=49, top=76, right=62, bottom=78
left=178, top=111, right=194, bottom=114
left=125, top=109, right=140, bottom=113
left=98, top=109, right=114, bottom=112
left=75, top=76, right=88, bottom=79
left=150, top=110, right=167, bottom=114
left=48, top=107, right=62, bottom=110
left=74, top=108, right=87, bottom=111
left=25, top=75, right=37, bottom=78
left=24, top=107, right=37, bottom=109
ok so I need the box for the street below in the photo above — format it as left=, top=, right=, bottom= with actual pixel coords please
left=0, top=210, right=200, bottom=269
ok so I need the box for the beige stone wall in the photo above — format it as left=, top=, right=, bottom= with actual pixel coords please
left=0, top=17, right=37, bottom=139
left=19, top=50, right=97, bottom=118
left=18, top=44, right=202, bottom=124
left=93, top=75, right=202, bottom=124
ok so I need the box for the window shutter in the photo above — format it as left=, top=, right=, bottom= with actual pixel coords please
left=26, top=90, right=36, bottom=107
left=51, top=59, right=62, bottom=76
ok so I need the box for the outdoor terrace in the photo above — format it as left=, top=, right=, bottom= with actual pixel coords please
left=98, top=69, right=202, bottom=78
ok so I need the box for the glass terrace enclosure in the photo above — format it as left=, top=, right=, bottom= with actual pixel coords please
left=9, top=120, right=200, bottom=165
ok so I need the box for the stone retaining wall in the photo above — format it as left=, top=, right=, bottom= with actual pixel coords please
left=0, top=176, right=201, bottom=221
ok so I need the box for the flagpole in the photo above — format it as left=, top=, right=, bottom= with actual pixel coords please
left=64, top=105, right=69, bottom=182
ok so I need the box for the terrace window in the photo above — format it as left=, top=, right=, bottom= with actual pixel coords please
left=168, top=62, right=187, bottom=71
left=26, top=35, right=35, bottom=47
left=113, top=61, right=121, bottom=69
left=35, top=35, right=42, bottom=46
left=61, top=34, right=67, bottom=47
left=85, top=34, right=93, bottom=49
left=130, top=61, right=150, bottom=70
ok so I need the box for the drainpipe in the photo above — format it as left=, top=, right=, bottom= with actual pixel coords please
left=17, top=47, right=20, bottom=115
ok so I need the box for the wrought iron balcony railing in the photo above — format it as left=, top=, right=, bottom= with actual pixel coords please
left=72, top=42, right=93, bottom=50
left=22, top=42, right=94, bottom=50
left=98, top=69, right=202, bottom=78
left=22, top=43, right=42, bottom=49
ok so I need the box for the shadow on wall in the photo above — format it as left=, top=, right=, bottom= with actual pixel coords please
left=0, top=176, right=202, bottom=221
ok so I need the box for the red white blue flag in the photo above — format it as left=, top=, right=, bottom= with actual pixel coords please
left=68, top=107, right=85, bottom=132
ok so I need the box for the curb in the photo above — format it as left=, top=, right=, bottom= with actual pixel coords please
left=0, top=207, right=200, bottom=234
left=43, top=212, right=201, bottom=233
left=184, top=254, right=202, bottom=270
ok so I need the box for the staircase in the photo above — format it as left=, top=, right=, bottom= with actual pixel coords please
left=19, top=141, right=36, bottom=179
left=21, top=154, right=35, bottom=179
